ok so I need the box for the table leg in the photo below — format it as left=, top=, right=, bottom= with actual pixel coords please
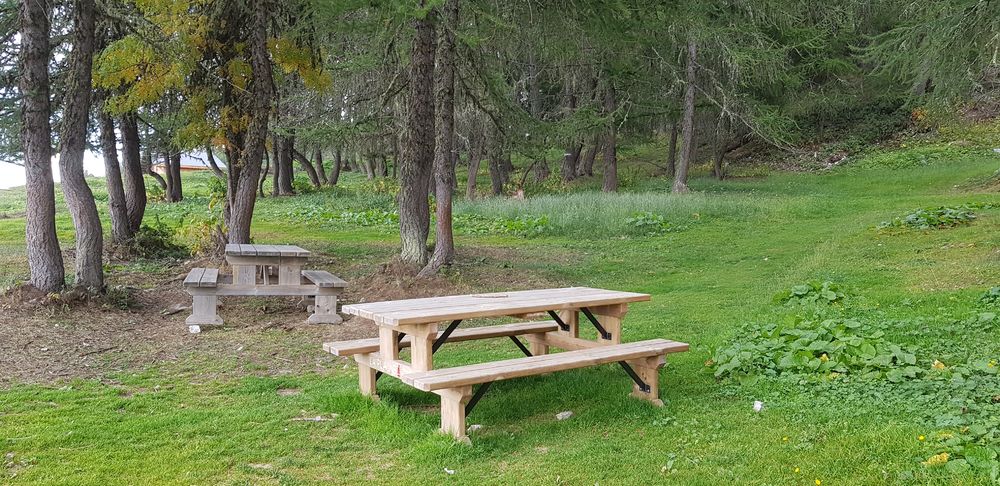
left=357, top=357, right=379, bottom=400
left=278, top=264, right=301, bottom=285
left=233, top=265, right=256, bottom=285
left=627, top=355, right=665, bottom=407
left=400, top=323, right=438, bottom=372
left=437, top=386, right=473, bottom=444
left=307, top=291, right=342, bottom=324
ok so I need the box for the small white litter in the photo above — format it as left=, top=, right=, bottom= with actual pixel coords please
left=753, top=400, right=764, bottom=412
left=444, top=468, right=455, bottom=475
left=556, top=411, right=574, bottom=421
left=467, top=424, right=483, bottom=433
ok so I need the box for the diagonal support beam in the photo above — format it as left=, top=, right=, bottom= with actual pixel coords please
left=547, top=310, right=570, bottom=331
left=465, top=381, right=493, bottom=416
left=618, top=361, right=650, bottom=393
left=581, top=307, right=612, bottom=340
left=433, top=320, right=463, bottom=352
left=509, top=335, right=533, bottom=357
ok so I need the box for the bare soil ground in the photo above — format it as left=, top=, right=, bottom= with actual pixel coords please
left=0, top=245, right=568, bottom=386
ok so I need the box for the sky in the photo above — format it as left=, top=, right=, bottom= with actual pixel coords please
left=0, top=152, right=107, bottom=190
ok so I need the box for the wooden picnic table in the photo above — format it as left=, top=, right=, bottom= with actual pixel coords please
left=224, top=243, right=311, bottom=285
left=325, top=287, right=689, bottom=442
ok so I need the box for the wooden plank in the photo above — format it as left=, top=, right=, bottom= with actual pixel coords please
left=183, top=268, right=205, bottom=287
left=199, top=268, right=219, bottom=288
left=344, top=288, right=651, bottom=327
left=187, top=284, right=343, bottom=297
left=224, top=243, right=242, bottom=256
left=323, top=321, right=560, bottom=356
left=254, top=244, right=281, bottom=256
left=239, top=244, right=257, bottom=257
left=301, top=270, right=347, bottom=288
left=342, top=287, right=649, bottom=325
left=403, top=339, right=689, bottom=391
left=275, top=245, right=310, bottom=257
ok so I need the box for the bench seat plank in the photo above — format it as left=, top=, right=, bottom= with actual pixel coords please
left=183, top=268, right=205, bottom=288
left=403, top=339, right=689, bottom=391
left=323, top=320, right=560, bottom=356
left=199, top=268, right=219, bottom=288
left=302, top=270, right=347, bottom=288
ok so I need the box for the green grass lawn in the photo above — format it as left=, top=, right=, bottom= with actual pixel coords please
left=1, top=141, right=999, bottom=484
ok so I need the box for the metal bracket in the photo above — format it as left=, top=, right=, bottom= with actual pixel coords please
left=432, top=320, right=463, bottom=352
left=509, top=336, right=533, bottom=357
left=465, top=381, right=493, bottom=416
left=581, top=307, right=612, bottom=340
left=618, top=361, right=650, bottom=393
left=547, top=310, right=570, bottom=331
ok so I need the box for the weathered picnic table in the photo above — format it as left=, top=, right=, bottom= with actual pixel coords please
left=182, top=244, right=347, bottom=332
left=323, top=287, right=688, bottom=442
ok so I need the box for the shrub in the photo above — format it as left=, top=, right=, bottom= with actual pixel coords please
left=711, top=317, right=920, bottom=380
left=454, top=214, right=552, bottom=238
left=980, top=287, right=1000, bottom=307
left=128, top=217, right=190, bottom=259
left=624, top=211, right=673, bottom=236
left=104, top=285, right=139, bottom=310
left=774, top=281, right=845, bottom=305
left=879, top=205, right=978, bottom=230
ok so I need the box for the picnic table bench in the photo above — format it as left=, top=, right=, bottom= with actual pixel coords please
left=323, top=287, right=688, bottom=443
left=182, top=244, right=347, bottom=332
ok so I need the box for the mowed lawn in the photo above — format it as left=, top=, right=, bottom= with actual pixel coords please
left=2, top=146, right=999, bottom=485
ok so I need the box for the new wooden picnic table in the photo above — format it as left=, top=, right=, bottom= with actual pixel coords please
left=325, top=287, right=689, bottom=442
left=224, top=244, right=311, bottom=285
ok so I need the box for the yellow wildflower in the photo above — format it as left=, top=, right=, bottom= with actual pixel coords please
left=815, top=480, right=822, bottom=485
left=783, top=436, right=789, bottom=442
left=932, top=360, right=945, bottom=370
left=989, top=359, right=997, bottom=368
left=918, top=435, right=925, bottom=441
left=922, top=452, right=950, bottom=466
left=820, top=353, right=829, bottom=362
left=794, top=467, right=800, bottom=473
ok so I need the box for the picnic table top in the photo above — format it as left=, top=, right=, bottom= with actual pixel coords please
left=342, top=287, right=650, bottom=326
left=224, top=244, right=311, bottom=258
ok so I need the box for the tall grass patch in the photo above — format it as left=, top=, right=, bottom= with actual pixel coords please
left=454, top=191, right=773, bottom=238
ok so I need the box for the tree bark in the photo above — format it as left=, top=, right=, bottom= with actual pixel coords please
left=666, top=121, right=678, bottom=177
left=227, top=0, right=273, bottom=244
left=58, top=0, right=103, bottom=289
left=398, top=8, right=436, bottom=266
left=601, top=82, right=618, bottom=193
left=580, top=137, right=599, bottom=177
left=712, top=115, right=728, bottom=180
left=561, top=143, right=582, bottom=182
left=276, top=136, right=295, bottom=195
left=466, top=146, right=481, bottom=200
left=259, top=151, right=269, bottom=198
left=168, top=152, right=183, bottom=201
left=421, top=0, right=458, bottom=277
left=329, top=148, right=342, bottom=185
left=292, top=147, right=321, bottom=188
left=19, top=0, right=65, bottom=292
left=313, top=148, right=327, bottom=184
left=271, top=136, right=280, bottom=195
left=98, top=103, right=132, bottom=244
left=119, top=114, right=146, bottom=232
left=205, top=145, right=227, bottom=179
left=673, top=37, right=697, bottom=194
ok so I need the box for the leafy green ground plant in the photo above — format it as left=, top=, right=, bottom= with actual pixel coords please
left=773, top=281, right=845, bottom=305
left=879, top=205, right=978, bottom=230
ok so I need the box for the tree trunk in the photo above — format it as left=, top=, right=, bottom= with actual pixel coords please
left=205, top=145, right=227, bottom=179
left=601, top=82, right=618, bottom=193
left=119, top=114, right=146, bottom=232
left=713, top=115, right=728, bottom=180
left=488, top=154, right=504, bottom=196
left=673, top=37, right=697, bottom=194
left=58, top=0, right=103, bottom=289
left=666, top=121, right=678, bottom=177
left=259, top=151, right=269, bottom=198
left=227, top=0, right=273, bottom=244
left=292, top=147, right=321, bottom=188
left=98, top=103, right=132, bottom=244
left=329, top=148, right=342, bottom=185
left=142, top=128, right=167, bottom=191
left=580, top=137, right=599, bottom=177
left=421, top=0, right=458, bottom=277
left=271, top=137, right=280, bottom=195
left=19, top=0, right=65, bottom=292
left=276, top=136, right=295, bottom=194
left=314, top=148, right=327, bottom=184
left=466, top=147, right=481, bottom=200
left=561, top=143, right=582, bottom=182
left=169, top=152, right=183, bottom=201
left=398, top=8, right=436, bottom=266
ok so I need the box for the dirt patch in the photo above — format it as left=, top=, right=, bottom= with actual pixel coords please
left=0, top=245, right=571, bottom=386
